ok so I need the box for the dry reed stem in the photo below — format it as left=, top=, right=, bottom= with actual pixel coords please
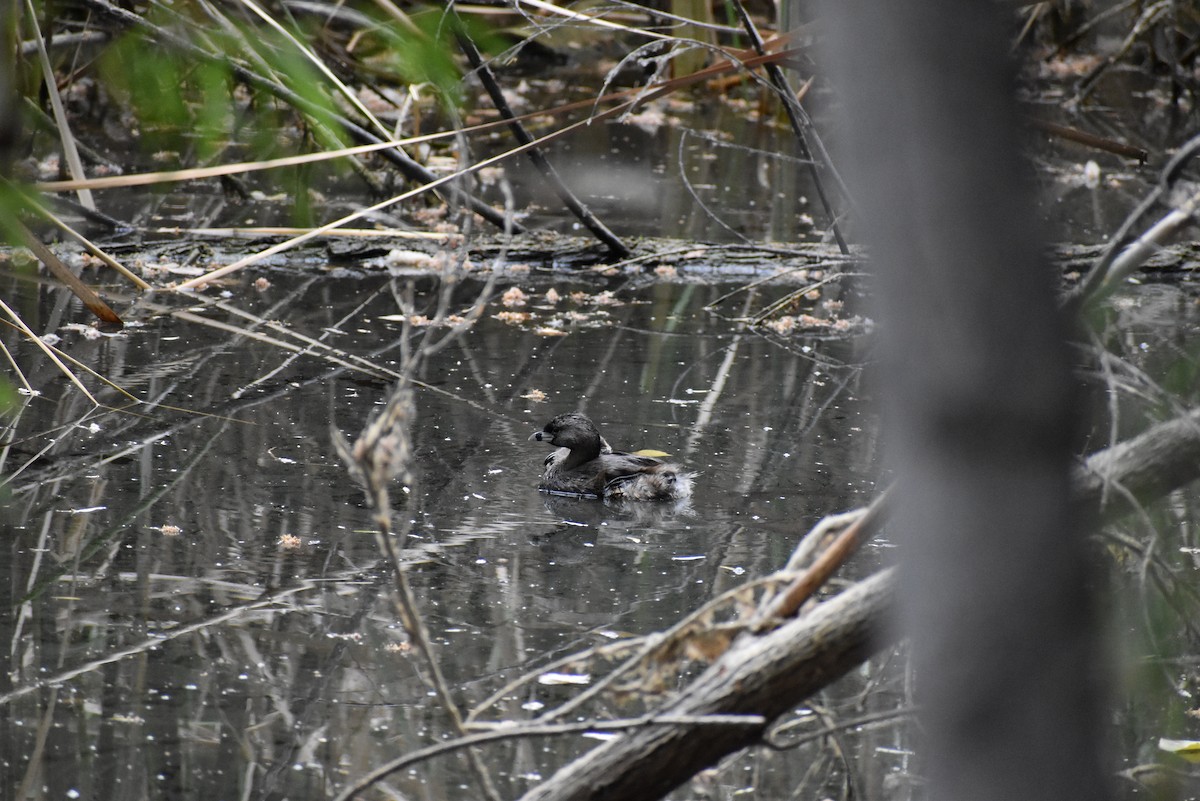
left=0, top=296, right=97, bottom=404
left=29, top=204, right=149, bottom=289
left=24, top=0, right=94, bottom=212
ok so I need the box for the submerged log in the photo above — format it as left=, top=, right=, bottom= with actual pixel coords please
left=58, top=231, right=1200, bottom=287
left=1076, top=406, right=1200, bottom=520
left=519, top=568, right=892, bottom=801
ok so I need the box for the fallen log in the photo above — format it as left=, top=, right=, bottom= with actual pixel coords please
left=517, top=568, right=893, bottom=801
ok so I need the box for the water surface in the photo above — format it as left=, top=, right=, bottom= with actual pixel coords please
left=2, top=266, right=890, bottom=800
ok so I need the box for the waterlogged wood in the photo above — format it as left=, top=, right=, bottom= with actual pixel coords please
left=517, top=569, right=893, bottom=801
left=53, top=233, right=1200, bottom=285
left=332, top=234, right=1200, bottom=283
left=1075, top=407, right=1200, bottom=519
left=323, top=232, right=865, bottom=278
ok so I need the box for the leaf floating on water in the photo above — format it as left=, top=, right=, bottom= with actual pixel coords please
left=1158, top=738, right=1200, bottom=762
left=521, top=389, right=548, bottom=402
left=501, top=286, right=528, bottom=307
left=494, top=311, right=530, bottom=325
left=591, top=290, right=622, bottom=306
left=763, top=316, right=796, bottom=335
left=631, top=449, right=669, bottom=458
left=537, top=672, right=591, bottom=686
left=384, top=249, right=438, bottom=269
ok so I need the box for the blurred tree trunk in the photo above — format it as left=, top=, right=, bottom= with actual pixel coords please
left=0, top=7, right=20, bottom=797
left=0, top=1, right=17, bottom=172
left=818, top=2, right=1111, bottom=800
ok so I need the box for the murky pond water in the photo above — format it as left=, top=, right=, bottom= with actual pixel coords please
left=10, top=246, right=1200, bottom=801
left=10, top=24, right=1200, bottom=799
left=2, top=263, right=895, bottom=800
left=11, top=229, right=1200, bottom=800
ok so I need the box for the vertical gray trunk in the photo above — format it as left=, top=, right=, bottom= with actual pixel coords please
left=818, top=3, right=1111, bottom=800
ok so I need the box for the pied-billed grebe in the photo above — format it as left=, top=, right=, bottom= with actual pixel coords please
left=529, top=412, right=694, bottom=501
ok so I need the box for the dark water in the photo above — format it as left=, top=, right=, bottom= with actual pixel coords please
left=10, top=254, right=1200, bottom=801
left=2, top=266, right=898, bottom=800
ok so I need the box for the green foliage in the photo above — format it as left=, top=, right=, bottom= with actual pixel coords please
left=97, top=16, right=345, bottom=162
left=376, top=7, right=504, bottom=111
left=289, top=164, right=315, bottom=228
left=190, top=60, right=236, bottom=162
left=0, top=183, right=40, bottom=247
left=0, top=374, right=15, bottom=416
left=245, top=33, right=342, bottom=144
left=31, top=0, right=504, bottom=171
left=0, top=186, right=23, bottom=246
left=98, top=30, right=229, bottom=157
left=1161, top=346, right=1200, bottom=402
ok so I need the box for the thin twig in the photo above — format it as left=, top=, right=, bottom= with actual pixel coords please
left=457, top=27, right=631, bottom=258
left=27, top=201, right=149, bottom=289
left=1073, top=0, right=1169, bottom=104
left=0, top=296, right=98, bottom=405
left=728, top=0, right=851, bottom=254
left=765, top=705, right=916, bottom=751
left=1069, top=131, right=1200, bottom=308
left=333, top=222, right=508, bottom=801
left=754, top=490, right=890, bottom=628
